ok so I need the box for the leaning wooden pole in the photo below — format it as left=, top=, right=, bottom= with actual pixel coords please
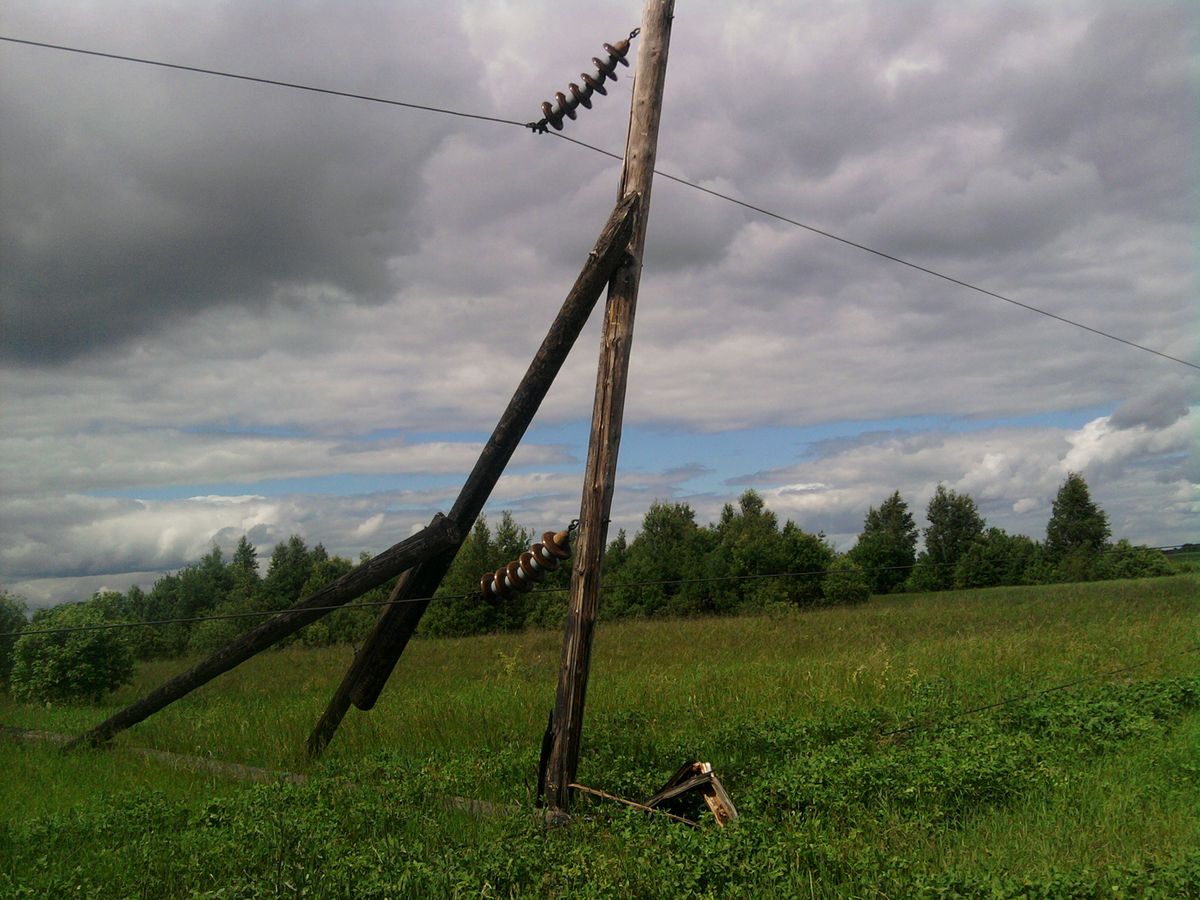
left=541, top=0, right=674, bottom=813
left=305, top=193, right=642, bottom=757
left=66, top=514, right=460, bottom=749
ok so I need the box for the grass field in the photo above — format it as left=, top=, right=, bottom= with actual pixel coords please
left=1, top=575, right=1197, bottom=896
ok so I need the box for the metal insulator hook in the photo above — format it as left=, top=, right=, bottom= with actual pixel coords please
left=479, top=528, right=573, bottom=601
left=527, top=29, right=639, bottom=134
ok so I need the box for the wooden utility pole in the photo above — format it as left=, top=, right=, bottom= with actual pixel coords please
left=305, top=193, right=642, bottom=757
left=541, top=0, right=674, bottom=813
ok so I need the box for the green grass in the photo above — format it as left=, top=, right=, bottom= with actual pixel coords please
left=1, top=575, right=1197, bottom=896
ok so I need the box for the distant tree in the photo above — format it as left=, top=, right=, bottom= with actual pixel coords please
left=264, top=536, right=316, bottom=605
left=603, top=529, right=629, bottom=578
left=231, top=536, right=259, bottom=580
left=821, top=555, right=871, bottom=605
left=424, top=512, right=550, bottom=637
left=779, top=521, right=836, bottom=605
left=850, top=491, right=918, bottom=594
left=703, top=490, right=793, bottom=610
left=10, top=603, right=134, bottom=704
left=425, top=516, right=499, bottom=637
left=0, top=592, right=29, bottom=687
left=1094, top=539, right=1173, bottom=581
left=294, top=555, right=359, bottom=647
left=953, top=529, right=1044, bottom=589
left=607, top=501, right=713, bottom=618
left=1045, top=472, right=1110, bottom=563
left=491, top=512, right=534, bottom=630
left=915, top=484, right=985, bottom=591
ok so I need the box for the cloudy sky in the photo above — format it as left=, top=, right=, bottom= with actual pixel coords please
left=2, top=0, right=1196, bottom=608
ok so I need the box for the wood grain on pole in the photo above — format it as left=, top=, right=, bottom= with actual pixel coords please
left=66, top=514, right=460, bottom=749
left=541, top=0, right=674, bottom=813
left=304, top=193, right=642, bottom=757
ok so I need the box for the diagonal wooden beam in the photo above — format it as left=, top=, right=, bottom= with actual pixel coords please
left=305, top=192, right=642, bottom=756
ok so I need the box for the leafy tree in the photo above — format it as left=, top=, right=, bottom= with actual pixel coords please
left=607, top=501, right=713, bottom=618
left=295, top=555, right=361, bottom=647
left=1045, top=472, right=1110, bottom=563
left=0, top=591, right=29, bottom=687
left=1094, top=539, right=1173, bottom=581
left=231, top=536, right=259, bottom=579
left=603, top=529, right=629, bottom=578
left=916, top=485, right=985, bottom=591
left=779, top=522, right=836, bottom=605
left=703, top=490, right=791, bottom=610
left=425, top=517, right=498, bottom=637
left=491, top=512, right=534, bottom=630
left=821, top=555, right=871, bottom=605
left=850, top=491, right=918, bottom=594
left=264, top=535, right=318, bottom=606
left=10, top=603, right=134, bottom=703
left=953, top=529, right=1043, bottom=589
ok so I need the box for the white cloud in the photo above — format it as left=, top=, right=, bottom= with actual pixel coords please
left=0, top=1, right=1195, bottom=604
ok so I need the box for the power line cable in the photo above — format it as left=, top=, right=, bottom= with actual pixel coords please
left=4, top=34, right=1195, bottom=371
left=546, top=134, right=1200, bottom=371
left=0, top=36, right=529, bottom=128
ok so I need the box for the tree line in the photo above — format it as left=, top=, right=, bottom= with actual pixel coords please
left=0, top=472, right=1177, bottom=703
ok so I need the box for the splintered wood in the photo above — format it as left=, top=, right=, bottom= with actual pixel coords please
left=644, top=761, right=739, bottom=827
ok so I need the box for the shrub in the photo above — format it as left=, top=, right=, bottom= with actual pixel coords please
left=0, top=592, right=28, bottom=687
left=821, top=556, right=871, bottom=605
left=10, top=603, right=135, bottom=704
left=1095, top=540, right=1174, bottom=580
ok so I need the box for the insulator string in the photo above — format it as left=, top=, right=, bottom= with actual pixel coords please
left=527, top=29, right=639, bottom=134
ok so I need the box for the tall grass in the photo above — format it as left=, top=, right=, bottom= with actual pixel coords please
left=1, top=575, right=1196, bottom=895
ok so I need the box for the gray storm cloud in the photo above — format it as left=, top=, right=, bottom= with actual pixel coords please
left=1, top=0, right=1195, bottom=603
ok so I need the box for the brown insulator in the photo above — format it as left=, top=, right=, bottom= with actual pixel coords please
left=603, top=40, right=632, bottom=64
left=554, top=91, right=578, bottom=120
left=580, top=72, right=608, bottom=96
left=479, top=526, right=573, bottom=599
left=528, top=30, right=638, bottom=134
left=506, top=560, right=533, bottom=593
left=593, top=56, right=619, bottom=81
left=542, top=529, right=572, bottom=558
left=568, top=83, right=593, bottom=109
left=529, top=541, right=559, bottom=571
left=480, top=571, right=498, bottom=597
left=540, top=100, right=564, bottom=131
left=518, top=551, right=546, bottom=583
left=493, top=565, right=514, bottom=599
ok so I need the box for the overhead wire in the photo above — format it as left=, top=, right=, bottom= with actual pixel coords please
left=0, top=36, right=529, bottom=128
left=2, top=34, right=1196, bottom=370
left=545, top=134, right=1200, bottom=371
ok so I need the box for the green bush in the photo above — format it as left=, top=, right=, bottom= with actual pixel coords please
left=1095, top=539, right=1174, bottom=580
left=10, top=604, right=135, bottom=704
left=821, top=556, right=871, bottom=605
left=0, top=592, right=28, bottom=687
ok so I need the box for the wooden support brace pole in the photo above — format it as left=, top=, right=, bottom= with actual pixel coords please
left=66, top=514, right=461, bottom=749
left=305, top=192, right=642, bottom=757
left=541, top=0, right=674, bottom=813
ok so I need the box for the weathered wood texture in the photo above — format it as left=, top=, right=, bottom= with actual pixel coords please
left=67, top=514, right=460, bottom=749
left=541, top=0, right=674, bottom=812
left=304, top=193, right=642, bottom=757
